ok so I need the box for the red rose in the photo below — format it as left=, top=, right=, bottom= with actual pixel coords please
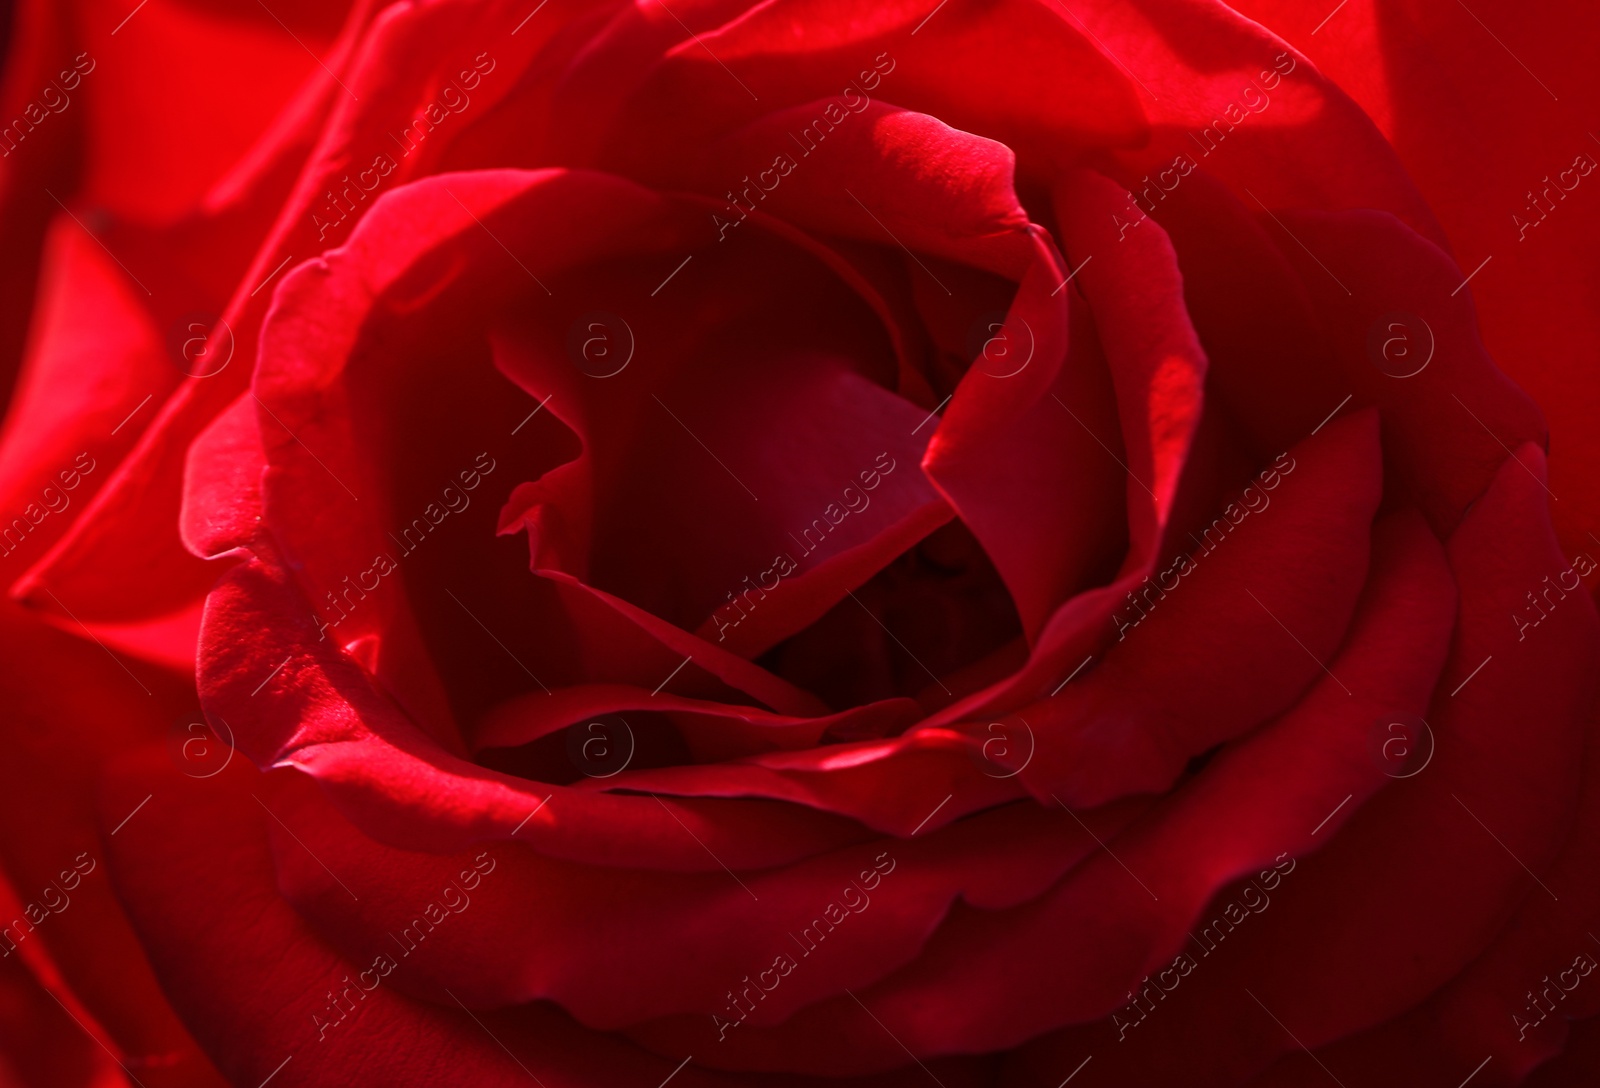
left=1, top=1, right=1598, bottom=1087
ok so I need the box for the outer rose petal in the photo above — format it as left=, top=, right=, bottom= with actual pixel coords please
left=0, top=602, right=223, bottom=1087
left=1242, top=709, right=1600, bottom=1086
left=585, top=0, right=1148, bottom=178
left=1017, top=409, right=1383, bottom=807
left=66, top=0, right=353, bottom=223
left=0, top=218, right=174, bottom=577
left=98, top=749, right=741, bottom=1088
left=0, top=0, right=85, bottom=393
left=1011, top=443, right=1598, bottom=1086
left=261, top=769, right=1127, bottom=1029
left=645, top=501, right=1457, bottom=1075
left=1263, top=209, right=1545, bottom=534
left=16, top=0, right=581, bottom=641
left=1232, top=0, right=1600, bottom=563
left=0, top=925, right=120, bottom=1088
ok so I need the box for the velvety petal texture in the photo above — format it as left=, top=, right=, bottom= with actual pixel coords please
left=0, top=0, right=1596, bottom=1086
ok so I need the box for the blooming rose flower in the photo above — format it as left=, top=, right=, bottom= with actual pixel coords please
left=0, top=1, right=1598, bottom=1086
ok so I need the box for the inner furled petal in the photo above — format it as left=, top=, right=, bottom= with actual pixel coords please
left=913, top=167, right=1211, bottom=729
left=920, top=226, right=1129, bottom=644
left=489, top=224, right=951, bottom=661
left=673, top=94, right=1052, bottom=445
left=756, top=518, right=1024, bottom=710
left=683, top=101, right=1035, bottom=278
left=252, top=169, right=723, bottom=740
